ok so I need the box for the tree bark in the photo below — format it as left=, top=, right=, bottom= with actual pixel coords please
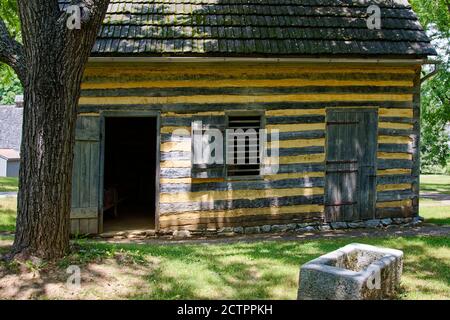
left=0, top=0, right=110, bottom=259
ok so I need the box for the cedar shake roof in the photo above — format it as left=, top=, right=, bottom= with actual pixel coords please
left=61, top=0, right=437, bottom=57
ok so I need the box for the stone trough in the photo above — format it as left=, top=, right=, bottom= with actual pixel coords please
left=297, top=243, right=403, bottom=300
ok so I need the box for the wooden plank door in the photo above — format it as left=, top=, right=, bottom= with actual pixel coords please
left=325, top=109, right=377, bottom=222
left=356, top=110, right=378, bottom=220
left=70, top=116, right=101, bottom=234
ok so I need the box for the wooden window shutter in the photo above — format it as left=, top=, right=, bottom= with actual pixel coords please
left=191, top=115, right=225, bottom=179
left=71, top=115, right=101, bottom=234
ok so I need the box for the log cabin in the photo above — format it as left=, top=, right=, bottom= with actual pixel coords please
left=67, top=0, right=437, bottom=235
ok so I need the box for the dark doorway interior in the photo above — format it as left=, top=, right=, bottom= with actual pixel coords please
left=103, top=117, right=157, bottom=232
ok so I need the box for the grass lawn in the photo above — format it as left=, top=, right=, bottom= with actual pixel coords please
left=419, top=197, right=439, bottom=204
left=0, top=197, right=16, bottom=232
left=0, top=175, right=449, bottom=299
left=419, top=174, right=450, bottom=225
left=420, top=206, right=450, bottom=225
left=420, top=175, right=450, bottom=194
left=0, top=235, right=448, bottom=300
left=0, top=177, right=18, bottom=192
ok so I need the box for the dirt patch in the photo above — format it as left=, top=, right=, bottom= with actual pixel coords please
left=0, top=251, right=159, bottom=300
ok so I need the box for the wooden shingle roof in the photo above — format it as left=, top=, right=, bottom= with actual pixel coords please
left=62, top=0, right=437, bottom=57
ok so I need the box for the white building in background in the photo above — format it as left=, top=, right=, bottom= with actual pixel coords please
left=0, top=95, right=23, bottom=177
left=0, top=149, right=20, bottom=177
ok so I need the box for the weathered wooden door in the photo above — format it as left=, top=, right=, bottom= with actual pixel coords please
left=70, top=116, right=101, bottom=234
left=325, top=109, right=377, bottom=222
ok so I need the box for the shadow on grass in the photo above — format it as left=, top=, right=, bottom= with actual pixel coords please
left=75, top=236, right=449, bottom=300
left=425, top=218, right=450, bottom=225
left=391, top=241, right=450, bottom=299
left=0, top=178, right=18, bottom=192
left=0, top=197, right=17, bottom=232
left=0, top=236, right=13, bottom=255
left=420, top=206, right=450, bottom=226
left=0, top=209, right=16, bottom=232
left=420, top=192, right=450, bottom=201
left=0, top=236, right=448, bottom=299
left=420, top=174, right=450, bottom=198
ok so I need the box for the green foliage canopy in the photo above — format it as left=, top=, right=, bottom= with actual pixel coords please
left=410, top=0, right=450, bottom=171
left=410, top=0, right=450, bottom=39
left=0, top=0, right=21, bottom=104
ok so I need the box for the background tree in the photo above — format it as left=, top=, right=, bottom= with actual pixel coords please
left=410, top=0, right=450, bottom=172
left=0, top=0, right=21, bottom=104
left=0, top=0, right=110, bottom=259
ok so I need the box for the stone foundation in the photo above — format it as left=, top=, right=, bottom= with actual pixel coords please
left=193, top=216, right=423, bottom=237
left=96, top=216, right=423, bottom=240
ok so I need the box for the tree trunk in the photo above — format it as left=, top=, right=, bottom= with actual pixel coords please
left=13, top=76, right=79, bottom=258
left=2, top=0, right=110, bottom=259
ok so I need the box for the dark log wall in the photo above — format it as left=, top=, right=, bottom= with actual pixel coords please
left=72, top=62, right=421, bottom=233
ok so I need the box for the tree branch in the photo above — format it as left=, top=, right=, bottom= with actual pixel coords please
left=0, top=19, right=26, bottom=84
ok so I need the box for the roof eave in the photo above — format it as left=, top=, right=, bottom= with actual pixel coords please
left=88, top=56, right=437, bottom=65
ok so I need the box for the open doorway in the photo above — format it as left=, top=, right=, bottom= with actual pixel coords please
left=102, top=116, right=158, bottom=232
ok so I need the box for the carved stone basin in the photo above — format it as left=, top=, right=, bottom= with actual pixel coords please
left=297, top=243, right=403, bottom=300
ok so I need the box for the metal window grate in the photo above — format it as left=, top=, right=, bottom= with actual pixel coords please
left=227, top=115, right=261, bottom=177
